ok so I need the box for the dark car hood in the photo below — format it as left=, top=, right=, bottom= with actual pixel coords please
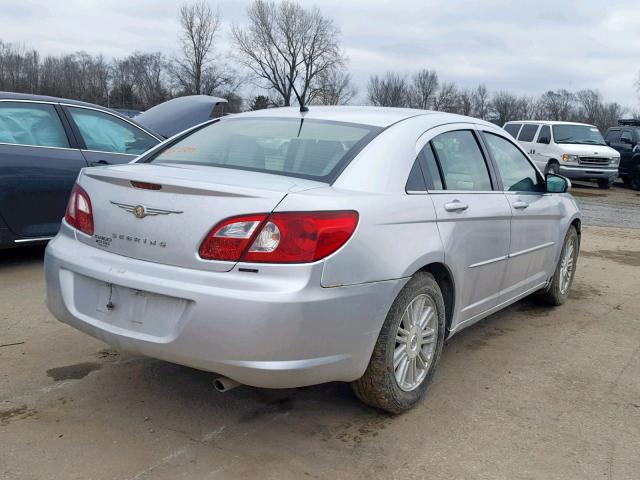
left=135, top=95, right=227, bottom=138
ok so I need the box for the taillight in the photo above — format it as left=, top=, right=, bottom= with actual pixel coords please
left=65, top=184, right=94, bottom=236
left=198, top=211, right=358, bottom=263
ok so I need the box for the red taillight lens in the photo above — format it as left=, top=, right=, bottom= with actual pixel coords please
left=198, top=214, right=268, bottom=261
left=198, top=211, right=358, bottom=263
left=64, top=184, right=94, bottom=236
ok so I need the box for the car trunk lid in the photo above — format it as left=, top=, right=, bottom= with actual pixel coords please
left=76, top=163, right=323, bottom=272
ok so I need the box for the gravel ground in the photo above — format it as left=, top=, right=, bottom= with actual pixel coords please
left=1, top=185, right=639, bottom=480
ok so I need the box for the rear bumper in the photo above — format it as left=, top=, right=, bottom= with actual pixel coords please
left=44, top=229, right=405, bottom=388
left=559, top=165, right=618, bottom=181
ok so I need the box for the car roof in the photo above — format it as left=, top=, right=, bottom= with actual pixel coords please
left=0, top=91, right=112, bottom=109
left=506, top=120, right=595, bottom=127
left=234, top=105, right=495, bottom=129
left=0, top=90, right=161, bottom=138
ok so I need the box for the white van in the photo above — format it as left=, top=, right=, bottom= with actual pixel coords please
left=503, top=121, right=620, bottom=188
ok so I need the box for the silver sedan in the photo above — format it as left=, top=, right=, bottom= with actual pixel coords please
left=45, top=106, right=580, bottom=413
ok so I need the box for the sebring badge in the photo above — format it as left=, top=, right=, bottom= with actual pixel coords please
left=110, top=201, right=183, bottom=219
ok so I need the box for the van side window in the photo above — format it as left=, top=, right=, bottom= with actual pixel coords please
left=518, top=124, right=539, bottom=142
left=430, top=130, right=492, bottom=191
left=504, top=123, right=522, bottom=138
left=406, top=159, right=427, bottom=192
left=537, top=125, right=551, bottom=144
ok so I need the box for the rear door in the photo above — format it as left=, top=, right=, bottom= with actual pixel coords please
left=63, top=105, right=160, bottom=167
left=480, top=129, right=563, bottom=301
left=419, top=125, right=511, bottom=326
left=0, top=100, right=87, bottom=238
left=619, top=129, right=636, bottom=175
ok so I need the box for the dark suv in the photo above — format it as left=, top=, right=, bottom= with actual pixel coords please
left=605, top=120, right=640, bottom=190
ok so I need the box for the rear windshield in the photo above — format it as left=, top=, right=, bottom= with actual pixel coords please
left=552, top=124, right=605, bottom=145
left=147, top=117, right=382, bottom=182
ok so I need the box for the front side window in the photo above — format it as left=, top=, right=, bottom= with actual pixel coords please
left=605, top=129, right=621, bottom=144
left=620, top=130, right=633, bottom=143
left=552, top=124, right=605, bottom=145
left=0, top=102, right=69, bottom=148
left=483, top=133, right=544, bottom=192
left=149, top=118, right=382, bottom=182
left=518, top=124, right=539, bottom=142
left=430, top=130, right=492, bottom=191
left=67, top=107, right=157, bottom=155
left=537, top=125, right=551, bottom=144
left=504, top=123, right=522, bottom=138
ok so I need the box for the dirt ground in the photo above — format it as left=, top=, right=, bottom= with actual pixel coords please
left=1, top=182, right=639, bottom=480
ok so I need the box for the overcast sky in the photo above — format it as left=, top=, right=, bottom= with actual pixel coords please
left=0, top=0, right=638, bottom=107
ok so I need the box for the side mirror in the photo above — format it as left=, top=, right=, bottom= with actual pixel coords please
left=538, top=136, right=550, bottom=144
left=546, top=173, right=570, bottom=193
left=621, top=136, right=633, bottom=144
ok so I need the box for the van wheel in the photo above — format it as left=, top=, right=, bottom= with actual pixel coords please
left=597, top=179, right=613, bottom=189
left=352, top=272, right=445, bottom=414
left=538, top=226, right=579, bottom=306
left=545, top=162, right=560, bottom=175
left=631, top=167, right=640, bottom=191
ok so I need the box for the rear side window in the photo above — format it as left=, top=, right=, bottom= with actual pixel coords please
left=406, top=160, right=427, bottom=191
left=149, top=118, right=382, bottom=182
left=518, top=124, right=539, bottom=142
left=67, top=107, right=157, bottom=155
left=0, top=102, right=69, bottom=148
left=504, top=123, right=522, bottom=138
left=430, top=130, right=492, bottom=191
left=620, top=130, right=633, bottom=143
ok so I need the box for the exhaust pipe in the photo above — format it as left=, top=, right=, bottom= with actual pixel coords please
left=213, top=376, right=241, bottom=393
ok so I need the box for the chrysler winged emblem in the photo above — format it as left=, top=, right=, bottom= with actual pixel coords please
left=110, top=201, right=183, bottom=219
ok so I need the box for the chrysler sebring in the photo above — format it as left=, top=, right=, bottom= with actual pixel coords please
left=45, top=106, right=580, bottom=413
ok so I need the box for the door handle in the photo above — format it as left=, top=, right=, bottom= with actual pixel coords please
left=90, top=160, right=110, bottom=166
left=512, top=200, right=529, bottom=209
left=444, top=201, right=469, bottom=212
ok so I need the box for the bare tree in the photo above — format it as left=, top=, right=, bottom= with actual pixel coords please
left=313, top=68, right=356, bottom=105
left=538, top=89, right=575, bottom=121
left=490, top=91, right=520, bottom=125
left=575, top=89, right=602, bottom=125
left=173, top=1, right=234, bottom=95
left=367, top=72, right=410, bottom=107
left=472, top=84, right=490, bottom=120
left=458, top=88, right=473, bottom=116
left=233, top=0, right=344, bottom=107
left=409, top=69, right=438, bottom=109
left=432, top=81, right=459, bottom=113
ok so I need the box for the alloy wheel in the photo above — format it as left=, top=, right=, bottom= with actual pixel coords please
left=393, top=294, right=438, bottom=392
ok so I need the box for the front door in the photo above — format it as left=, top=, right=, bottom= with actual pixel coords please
left=480, top=130, right=563, bottom=300
left=0, top=101, right=86, bottom=238
left=419, top=126, right=511, bottom=326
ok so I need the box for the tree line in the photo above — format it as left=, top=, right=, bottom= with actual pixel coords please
left=0, top=0, right=636, bottom=133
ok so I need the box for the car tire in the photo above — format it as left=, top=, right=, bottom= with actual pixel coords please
left=597, top=179, right=613, bottom=189
left=352, top=271, right=446, bottom=414
left=537, top=226, right=579, bottom=306
left=545, top=162, right=560, bottom=175
left=631, top=167, right=640, bottom=191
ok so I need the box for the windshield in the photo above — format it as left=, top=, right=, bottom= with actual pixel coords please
left=147, top=117, right=382, bottom=182
left=552, top=124, right=606, bottom=145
